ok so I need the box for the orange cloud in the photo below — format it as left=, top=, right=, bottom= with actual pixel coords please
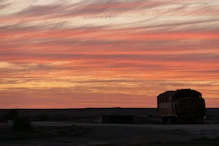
left=0, top=0, right=219, bottom=108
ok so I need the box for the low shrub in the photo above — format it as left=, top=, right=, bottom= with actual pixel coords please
left=0, top=114, right=7, bottom=122
left=13, top=116, right=32, bottom=132
left=33, top=114, right=50, bottom=121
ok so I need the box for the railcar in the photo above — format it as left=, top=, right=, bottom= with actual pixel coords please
left=157, top=89, right=205, bottom=124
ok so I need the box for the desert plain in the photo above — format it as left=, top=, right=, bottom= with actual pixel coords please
left=0, top=108, right=219, bottom=146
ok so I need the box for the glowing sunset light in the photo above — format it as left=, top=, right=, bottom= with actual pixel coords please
left=0, top=0, right=219, bottom=108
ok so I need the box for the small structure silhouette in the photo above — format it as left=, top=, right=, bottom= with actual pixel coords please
left=7, top=109, right=18, bottom=126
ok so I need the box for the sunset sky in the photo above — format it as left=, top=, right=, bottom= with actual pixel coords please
left=0, top=0, right=219, bottom=108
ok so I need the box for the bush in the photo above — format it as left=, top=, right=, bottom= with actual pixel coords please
left=13, top=116, right=32, bottom=132
left=34, top=114, right=50, bottom=121
left=0, top=114, right=7, bottom=122
left=7, top=109, right=18, bottom=120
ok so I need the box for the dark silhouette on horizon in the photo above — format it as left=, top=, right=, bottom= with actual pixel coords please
left=157, top=88, right=206, bottom=124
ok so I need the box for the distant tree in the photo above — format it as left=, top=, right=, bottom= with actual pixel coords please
left=13, top=116, right=32, bottom=131
left=7, top=109, right=18, bottom=121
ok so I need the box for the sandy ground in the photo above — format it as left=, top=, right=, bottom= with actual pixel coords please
left=33, top=121, right=219, bottom=130
left=1, top=122, right=219, bottom=146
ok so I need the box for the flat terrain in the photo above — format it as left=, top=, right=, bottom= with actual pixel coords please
left=1, top=122, right=219, bottom=146
left=0, top=108, right=219, bottom=146
left=33, top=121, right=219, bottom=130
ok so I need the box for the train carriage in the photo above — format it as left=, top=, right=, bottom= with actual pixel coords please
left=157, top=89, right=205, bottom=124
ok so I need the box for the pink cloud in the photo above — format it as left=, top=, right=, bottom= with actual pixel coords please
left=0, top=0, right=219, bottom=108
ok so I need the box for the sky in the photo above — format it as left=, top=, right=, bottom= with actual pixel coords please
left=0, top=0, right=219, bottom=108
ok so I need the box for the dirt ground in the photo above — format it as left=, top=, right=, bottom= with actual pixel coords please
left=0, top=108, right=219, bottom=145
left=1, top=122, right=219, bottom=146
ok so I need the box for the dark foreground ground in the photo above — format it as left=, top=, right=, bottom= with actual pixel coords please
left=0, top=108, right=219, bottom=146
left=0, top=108, right=218, bottom=123
left=1, top=122, right=219, bottom=146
